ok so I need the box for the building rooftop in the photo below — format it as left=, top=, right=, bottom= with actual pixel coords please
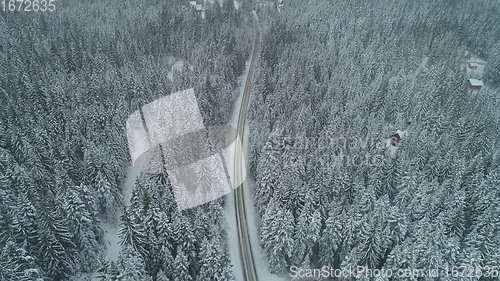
left=469, top=79, right=484, bottom=87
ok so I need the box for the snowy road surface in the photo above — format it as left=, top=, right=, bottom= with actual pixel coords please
left=227, top=9, right=288, bottom=281
left=232, top=10, right=261, bottom=281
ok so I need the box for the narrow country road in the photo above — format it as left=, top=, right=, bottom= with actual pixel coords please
left=233, top=10, right=261, bottom=281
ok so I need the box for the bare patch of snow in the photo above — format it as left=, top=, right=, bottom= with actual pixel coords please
left=123, top=165, right=141, bottom=207
left=466, top=54, right=487, bottom=77
left=167, top=60, right=185, bottom=81
left=99, top=222, right=121, bottom=261
left=410, top=56, right=428, bottom=88
left=396, top=129, right=407, bottom=139
left=99, top=165, right=140, bottom=264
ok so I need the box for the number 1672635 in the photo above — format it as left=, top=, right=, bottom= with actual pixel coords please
left=2, top=0, right=56, bottom=12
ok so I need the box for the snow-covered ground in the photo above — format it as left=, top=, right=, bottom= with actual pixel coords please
left=99, top=222, right=121, bottom=261
left=88, top=166, right=140, bottom=280
left=167, top=60, right=185, bottom=81
left=464, top=52, right=493, bottom=94
left=465, top=52, right=487, bottom=77
left=99, top=166, right=140, bottom=262
left=204, top=0, right=238, bottom=9
left=123, top=165, right=141, bottom=206
left=410, top=56, right=428, bottom=88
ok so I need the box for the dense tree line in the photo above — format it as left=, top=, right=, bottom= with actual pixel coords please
left=1, top=0, right=251, bottom=279
left=249, top=0, right=499, bottom=277
left=98, top=174, right=234, bottom=281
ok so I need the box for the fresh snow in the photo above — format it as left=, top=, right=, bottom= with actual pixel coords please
left=89, top=166, right=140, bottom=280
left=123, top=165, right=141, bottom=209
left=99, top=222, right=121, bottom=261
left=468, top=78, right=484, bottom=87
left=167, top=60, right=185, bottom=81
left=395, top=129, right=407, bottom=139
left=410, top=56, right=428, bottom=88
left=466, top=52, right=487, bottom=76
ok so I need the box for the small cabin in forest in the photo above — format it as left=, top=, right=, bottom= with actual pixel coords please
left=389, top=133, right=401, bottom=146
left=467, top=63, right=479, bottom=69
left=189, top=0, right=203, bottom=10
left=467, top=79, right=483, bottom=91
left=257, top=0, right=275, bottom=7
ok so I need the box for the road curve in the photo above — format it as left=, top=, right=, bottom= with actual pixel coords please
left=233, top=10, right=261, bottom=281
